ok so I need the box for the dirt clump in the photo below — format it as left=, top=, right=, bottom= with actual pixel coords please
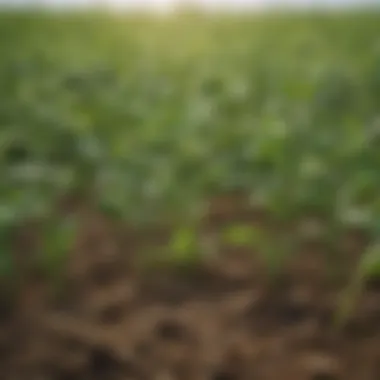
left=0, top=197, right=379, bottom=380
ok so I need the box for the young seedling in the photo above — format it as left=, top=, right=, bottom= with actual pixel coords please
left=222, top=223, right=260, bottom=248
left=261, top=231, right=297, bottom=283
left=334, top=241, right=380, bottom=329
left=222, top=223, right=296, bottom=283
left=0, top=227, right=15, bottom=297
left=37, top=215, right=79, bottom=293
left=167, top=225, right=201, bottom=267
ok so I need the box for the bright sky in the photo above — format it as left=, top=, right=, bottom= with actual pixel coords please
left=0, top=0, right=377, bottom=11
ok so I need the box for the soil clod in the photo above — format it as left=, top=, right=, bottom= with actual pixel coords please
left=1, top=199, right=379, bottom=380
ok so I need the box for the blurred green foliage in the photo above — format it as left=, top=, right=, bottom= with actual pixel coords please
left=0, top=10, right=380, bottom=288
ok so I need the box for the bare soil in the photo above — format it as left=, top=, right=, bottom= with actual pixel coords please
left=0, top=195, right=379, bottom=380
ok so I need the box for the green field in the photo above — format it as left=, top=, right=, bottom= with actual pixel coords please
left=1, top=10, right=380, bottom=314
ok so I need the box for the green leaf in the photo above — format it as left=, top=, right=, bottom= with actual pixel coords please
left=38, top=216, right=79, bottom=277
left=358, top=242, right=380, bottom=279
left=334, top=241, right=380, bottom=329
left=222, top=224, right=261, bottom=247
left=169, top=226, right=198, bottom=262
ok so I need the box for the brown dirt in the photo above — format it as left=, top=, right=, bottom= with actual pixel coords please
left=0, top=195, right=379, bottom=380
